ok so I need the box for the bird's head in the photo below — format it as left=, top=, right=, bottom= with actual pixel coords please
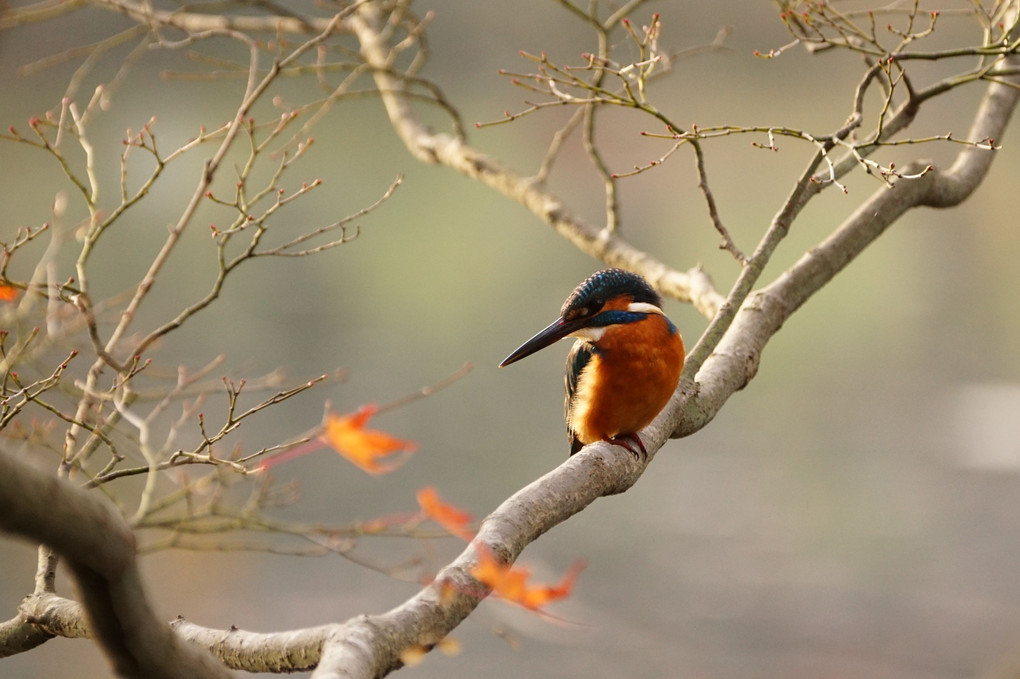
left=499, top=268, right=665, bottom=367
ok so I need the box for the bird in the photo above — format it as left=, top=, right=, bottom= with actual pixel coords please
left=499, top=268, right=685, bottom=457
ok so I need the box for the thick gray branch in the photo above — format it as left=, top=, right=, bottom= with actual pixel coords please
left=311, top=446, right=644, bottom=678
left=0, top=444, right=644, bottom=678
left=0, top=612, right=55, bottom=657
left=0, top=450, right=232, bottom=679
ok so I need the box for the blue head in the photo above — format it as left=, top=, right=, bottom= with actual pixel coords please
left=499, top=269, right=666, bottom=367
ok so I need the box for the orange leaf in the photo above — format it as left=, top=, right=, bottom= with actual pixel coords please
left=322, top=404, right=417, bottom=474
left=470, top=547, right=584, bottom=611
left=417, top=486, right=475, bottom=541
left=436, top=636, right=461, bottom=656
left=397, top=637, right=458, bottom=667
left=399, top=645, right=428, bottom=667
left=0, top=284, right=18, bottom=302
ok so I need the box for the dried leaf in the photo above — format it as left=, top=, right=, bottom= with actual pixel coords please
left=471, top=547, right=584, bottom=611
left=436, top=636, right=461, bottom=656
left=399, top=645, right=428, bottom=667
left=417, top=486, right=475, bottom=541
left=322, top=404, right=417, bottom=474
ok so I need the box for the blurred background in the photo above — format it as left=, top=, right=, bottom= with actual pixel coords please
left=2, top=1, right=1020, bottom=678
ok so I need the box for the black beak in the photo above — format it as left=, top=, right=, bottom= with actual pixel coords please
left=499, top=316, right=589, bottom=367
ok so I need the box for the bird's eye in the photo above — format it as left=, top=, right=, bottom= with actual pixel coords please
left=564, top=307, right=588, bottom=321
left=564, top=299, right=605, bottom=321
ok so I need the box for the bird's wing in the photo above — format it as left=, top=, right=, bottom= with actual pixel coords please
left=564, top=340, right=593, bottom=456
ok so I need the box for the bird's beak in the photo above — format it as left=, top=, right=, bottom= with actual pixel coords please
left=499, top=316, right=588, bottom=367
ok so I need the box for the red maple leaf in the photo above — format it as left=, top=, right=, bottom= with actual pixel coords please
left=322, top=404, right=417, bottom=474
left=417, top=486, right=475, bottom=541
left=471, top=546, right=585, bottom=611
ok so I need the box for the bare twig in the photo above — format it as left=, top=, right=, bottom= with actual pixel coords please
left=350, top=4, right=725, bottom=318
left=691, top=139, right=746, bottom=263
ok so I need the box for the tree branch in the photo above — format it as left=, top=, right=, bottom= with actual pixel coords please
left=1, top=441, right=649, bottom=677
left=0, top=612, right=55, bottom=658
left=311, top=444, right=646, bottom=678
left=347, top=3, right=724, bottom=319
left=0, top=448, right=231, bottom=679
left=670, top=40, right=1020, bottom=439
left=90, top=0, right=337, bottom=36
left=3, top=4, right=1018, bottom=678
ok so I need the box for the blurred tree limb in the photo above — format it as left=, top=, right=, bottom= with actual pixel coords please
left=0, top=448, right=232, bottom=679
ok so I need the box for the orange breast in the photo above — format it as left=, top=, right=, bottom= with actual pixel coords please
left=568, top=315, right=685, bottom=445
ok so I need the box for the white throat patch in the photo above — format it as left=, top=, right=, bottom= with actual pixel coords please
left=569, top=325, right=607, bottom=342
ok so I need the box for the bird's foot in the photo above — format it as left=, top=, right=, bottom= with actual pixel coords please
left=602, top=433, right=647, bottom=460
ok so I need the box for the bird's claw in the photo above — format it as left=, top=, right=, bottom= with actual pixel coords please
left=603, top=433, right=647, bottom=460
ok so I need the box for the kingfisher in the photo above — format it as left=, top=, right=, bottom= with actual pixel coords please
left=499, top=268, right=685, bottom=457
